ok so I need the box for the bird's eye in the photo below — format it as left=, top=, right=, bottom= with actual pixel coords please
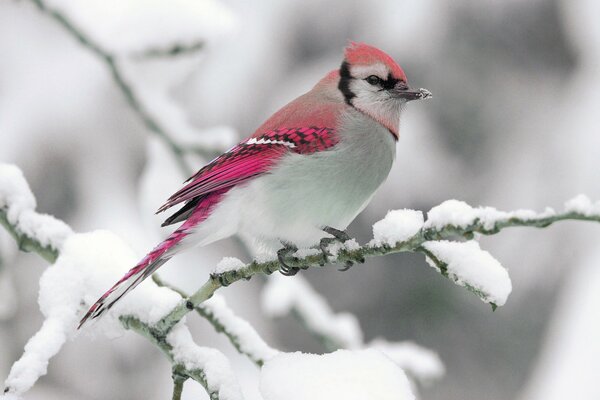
left=366, top=75, right=382, bottom=86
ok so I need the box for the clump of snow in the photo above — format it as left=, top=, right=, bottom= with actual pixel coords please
left=565, top=194, right=600, bottom=216
left=0, top=267, right=17, bottom=320
left=0, top=164, right=73, bottom=251
left=424, top=199, right=557, bottom=231
left=259, top=349, right=415, bottom=400
left=213, top=257, right=246, bottom=274
left=368, top=339, right=445, bottom=386
left=262, top=275, right=363, bottom=349
left=424, top=200, right=478, bottom=229
left=370, top=209, right=424, bottom=247
left=3, top=230, right=181, bottom=397
left=202, top=294, right=279, bottom=363
left=422, top=240, right=512, bottom=306
left=46, top=0, right=236, bottom=56
left=0, top=165, right=35, bottom=216
left=167, top=322, right=243, bottom=400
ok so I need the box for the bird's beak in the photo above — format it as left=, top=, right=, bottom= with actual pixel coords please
left=392, top=84, right=432, bottom=101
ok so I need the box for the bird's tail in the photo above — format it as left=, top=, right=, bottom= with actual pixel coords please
left=78, top=189, right=229, bottom=329
left=78, top=225, right=192, bottom=329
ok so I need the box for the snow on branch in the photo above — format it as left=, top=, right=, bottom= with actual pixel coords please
left=27, top=0, right=237, bottom=176
left=0, top=165, right=72, bottom=263
left=155, top=195, right=600, bottom=333
left=153, top=274, right=279, bottom=366
left=260, top=274, right=445, bottom=387
left=0, top=164, right=247, bottom=400
left=261, top=274, right=363, bottom=351
left=421, top=241, right=511, bottom=308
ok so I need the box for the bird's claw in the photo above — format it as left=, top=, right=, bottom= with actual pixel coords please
left=320, top=226, right=358, bottom=271
left=323, top=226, right=351, bottom=242
left=277, top=242, right=300, bottom=276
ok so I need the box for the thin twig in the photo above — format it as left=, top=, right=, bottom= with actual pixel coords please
left=132, top=42, right=204, bottom=60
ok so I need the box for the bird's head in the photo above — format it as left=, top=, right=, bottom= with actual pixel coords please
left=337, top=42, right=431, bottom=138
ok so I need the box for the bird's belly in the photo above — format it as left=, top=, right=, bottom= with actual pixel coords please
left=236, top=120, right=396, bottom=248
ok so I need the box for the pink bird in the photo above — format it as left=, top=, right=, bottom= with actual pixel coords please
left=79, top=42, right=431, bottom=328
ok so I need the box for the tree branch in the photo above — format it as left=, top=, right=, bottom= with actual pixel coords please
left=152, top=275, right=278, bottom=367
left=132, top=42, right=204, bottom=60
left=155, top=208, right=600, bottom=332
left=27, top=0, right=221, bottom=175
left=0, top=209, right=58, bottom=263
left=171, top=368, right=187, bottom=400
left=120, top=316, right=226, bottom=400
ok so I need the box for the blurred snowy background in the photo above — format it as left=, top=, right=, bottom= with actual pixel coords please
left=1, top=0, right=599, bottom=399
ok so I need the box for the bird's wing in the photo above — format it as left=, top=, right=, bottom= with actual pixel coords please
left=157, top=126, right=339, bottom=216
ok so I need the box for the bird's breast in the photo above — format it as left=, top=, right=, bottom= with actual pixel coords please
left=234, top=109, right=396, bottom=248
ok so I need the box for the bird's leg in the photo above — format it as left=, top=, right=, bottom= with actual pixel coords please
left=322, top=226, right=351, bottom=242
left=277, top=241, right=300, bottom=276
left=320, top=226, right=364, bottom=271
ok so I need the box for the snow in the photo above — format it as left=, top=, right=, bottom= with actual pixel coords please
left=0, top=267, right=17, bottom=320
left=3, top=230, right=182, bottom=397
left=259, top=349, right=415, bottom=400
left=367, top=339, right=445, bottom=386
left=261, top=274, right=363, bottom=349
left=213, top=257, right=246, bottom=274
left=0, top=164, right=73, bottom=251
left=326, top=238, right=360, bottom=258
left=370, top=209, right=424, bottom=247
left=425, top=199, right=558, bottom=231
left=46, top=0, right=236, bottom=56
left=167, top=322, right=243, bottom=400
left=565, top=194, right=600, bottom=216
left=423, top=240, right=512, bottom=306
left=128, top=73, right=238, bottom=152
left=202, top=294, right=279, bottom=363
left=293, top=247, right=321, bottom=258
left=0, top=165, right=35, bottom=215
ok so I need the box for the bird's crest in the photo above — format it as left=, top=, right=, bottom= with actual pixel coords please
left=344, top=41, right=407, bottom=82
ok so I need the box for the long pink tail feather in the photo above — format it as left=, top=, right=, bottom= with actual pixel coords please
left=78, top=190, right=227, bottom=329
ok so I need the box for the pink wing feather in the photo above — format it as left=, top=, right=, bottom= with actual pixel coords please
left=157, top=126, right=339, bottom=215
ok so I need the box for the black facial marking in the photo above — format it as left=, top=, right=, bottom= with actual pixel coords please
left=381, top=72, right=399, bottom=90
left=338, top=61, right=355, bottom=105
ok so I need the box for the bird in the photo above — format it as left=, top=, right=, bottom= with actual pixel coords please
left=78, top=42, right=431, bottom=328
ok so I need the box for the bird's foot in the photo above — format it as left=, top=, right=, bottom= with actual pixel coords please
left=320, top=226, right=363, bottom=271
left=323, top=226, right=351, bottom=242
left=277, top=242, right=300, bottom=276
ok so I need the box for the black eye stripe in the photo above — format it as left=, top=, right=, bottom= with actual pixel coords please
left=338, top=61, right=356, bottom=106
left=381, top=73, right=399, bottom=90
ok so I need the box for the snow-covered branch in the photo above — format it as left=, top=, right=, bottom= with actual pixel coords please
left=27, top=0, right=235, bottom=176
left=0, top=164, right=244, bottom=400
left=153, top=275, right=279, bottom=366
left=2, top=162, right=600, bottom=398
left=261, top=274, right=363, bottom=351
left=120, top=318, right=244, bottom=400
left=0, top=165, right=71, bottom=263
left=156, top=197, right=600, bottom=331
